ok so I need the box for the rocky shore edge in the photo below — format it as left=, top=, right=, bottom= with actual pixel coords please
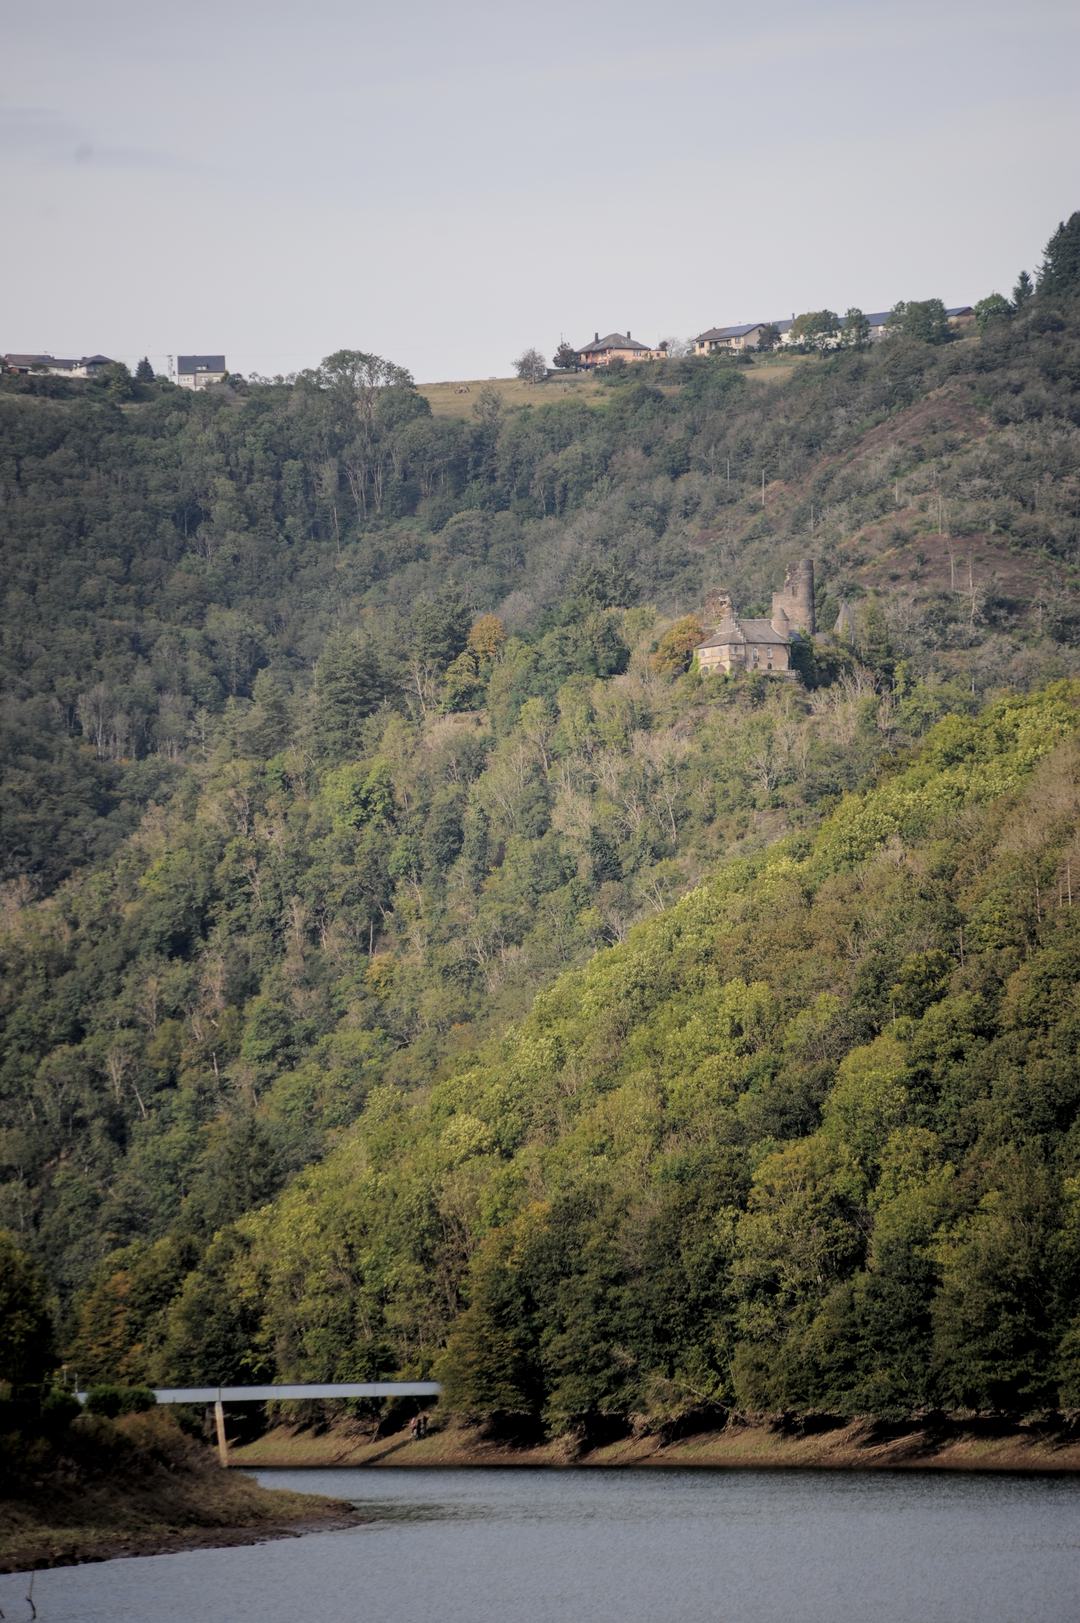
left=232, top=1412, right=1080, bottom=1475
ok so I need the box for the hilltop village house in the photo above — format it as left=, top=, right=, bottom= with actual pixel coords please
left=693, top=307, right=974, bottom=355
left=575, top=332, right=668, bottom=368
left=177, top=354, right=227, bottom=389
left=692, top=324, right=770, bottom=356
left=2, top=352, right=114, bottom=378
left=694, top=560, right=816, bottom=676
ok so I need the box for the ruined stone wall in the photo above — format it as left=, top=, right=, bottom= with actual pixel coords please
left=703, top=589, right=733, bottom=626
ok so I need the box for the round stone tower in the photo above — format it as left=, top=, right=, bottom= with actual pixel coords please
left=770, top=559, right=815, bottom=635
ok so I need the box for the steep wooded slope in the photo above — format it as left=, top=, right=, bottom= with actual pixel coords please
left=3, top=298, right=1078, bottom=889
left=65, top=685, right=1080, bottom=1428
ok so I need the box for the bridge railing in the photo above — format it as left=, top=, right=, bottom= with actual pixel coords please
left=73, top=1381, right=441, bottom=1466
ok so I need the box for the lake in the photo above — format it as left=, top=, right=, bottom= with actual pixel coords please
left=4, top=1466, right=1079, bottom=1623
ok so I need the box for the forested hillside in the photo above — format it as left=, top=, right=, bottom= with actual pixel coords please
left=2, top=218, right=1080, bottom=1427
left=57, top=685, right=1080, bottom=1426
left=3, top=283, right=1078, bottom=891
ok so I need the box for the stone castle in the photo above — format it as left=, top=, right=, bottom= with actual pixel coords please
left=694, top=559, right=815, bottom=676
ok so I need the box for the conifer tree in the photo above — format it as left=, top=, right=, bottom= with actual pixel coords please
left=1037, top=212, right=1080, bottom=298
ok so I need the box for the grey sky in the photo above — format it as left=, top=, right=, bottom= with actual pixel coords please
left=3, top=0, right=1078, bottom=380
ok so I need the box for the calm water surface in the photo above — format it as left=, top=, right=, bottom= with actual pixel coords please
left=3, top=1466, right=1079, bottom=1623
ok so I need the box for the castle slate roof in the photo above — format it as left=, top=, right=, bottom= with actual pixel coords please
left=696, top=615, right=789, bottom=649
left=177, top=355, right=226, bottom=374
left=578, top=332, right=650, bottom=353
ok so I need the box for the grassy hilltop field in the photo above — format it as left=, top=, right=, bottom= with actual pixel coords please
left=3, top=214, right=1080, bottom=1487
left=419, top=353, right=808, bottom=418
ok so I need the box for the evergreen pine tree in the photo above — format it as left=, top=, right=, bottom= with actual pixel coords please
left=1037, top=213, right=1080, bottom=298
left=1012, top=270, right=1034, bottom=308
left=314, top=634, right=385, bottom=760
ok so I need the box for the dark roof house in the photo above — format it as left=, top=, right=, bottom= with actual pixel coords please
left=177, top=355, right=227, bottom=390
left=3, top=352, right=114, bottom=376
left=694, top=323, right=764, bottom=343
left=577, top=331, right=650, bottom=355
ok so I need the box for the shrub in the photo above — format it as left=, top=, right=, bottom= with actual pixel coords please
left=83, top=1384, right=157, bottom=1418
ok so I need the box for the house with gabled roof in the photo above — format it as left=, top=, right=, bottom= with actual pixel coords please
left=575, top=331, right=665, bottom=369
left=3, top=352, right=114, bottom=377
left=177, top=355, right=227, bottom=390
left=692, top=323, right=767, bottom=356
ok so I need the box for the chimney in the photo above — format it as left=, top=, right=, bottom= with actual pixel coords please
left=595, top=331, right=599, bottom=342
left=626, top=329, right=631, bottom=339
left=771, top=603, right=790, bottom=637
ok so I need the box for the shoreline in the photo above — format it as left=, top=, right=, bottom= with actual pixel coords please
left=0, top=1410, right=363, bottom=1575
left=231, top=1415, right=1080, bottom=1476
left=1, top=1503, right=365, bottom=1575
left=8, top=1412, right=1078, bottom=1573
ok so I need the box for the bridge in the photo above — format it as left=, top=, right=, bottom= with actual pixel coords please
left=76, top=1381, right=441, bottom=1465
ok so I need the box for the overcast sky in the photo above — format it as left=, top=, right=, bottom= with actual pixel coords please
left=4, top=0, right=1078, bottom=381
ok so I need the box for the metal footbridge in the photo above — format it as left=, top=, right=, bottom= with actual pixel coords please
left=76, top=1381, right=441, bottom=1465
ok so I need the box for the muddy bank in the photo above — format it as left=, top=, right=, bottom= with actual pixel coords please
left=0, top=1411, right=362, bottom=1574
left=232, top=1413, right=1080, bottom=1475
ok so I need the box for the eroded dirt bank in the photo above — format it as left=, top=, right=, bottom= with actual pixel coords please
left=0, top=1411, right=362, bottom=1574
left=231, top=1414, right=1080, bottom=1475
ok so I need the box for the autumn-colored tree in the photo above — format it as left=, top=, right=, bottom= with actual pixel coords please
left=650, top=614, right=704, bottom=675
left=467, top=613, right=508, bottom=665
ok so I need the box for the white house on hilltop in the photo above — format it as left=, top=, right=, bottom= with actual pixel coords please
left=177, top=355, right=227, bottom=389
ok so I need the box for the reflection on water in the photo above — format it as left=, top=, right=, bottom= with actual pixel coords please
left=3, top=1465, right=1079, bottom=1623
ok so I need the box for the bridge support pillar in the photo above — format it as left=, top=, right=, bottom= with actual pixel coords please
left=214, top=1399, right=229, bottom=1468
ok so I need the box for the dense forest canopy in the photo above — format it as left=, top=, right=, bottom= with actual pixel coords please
left=3, top=282, right=1078, bottom=891
left=2, top=216, right=1080, bottom=1431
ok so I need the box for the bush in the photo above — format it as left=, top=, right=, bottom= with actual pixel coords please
left=40, top=1386, right=81, bottom=1434
left=83, top=1384, right=157, bottom=1418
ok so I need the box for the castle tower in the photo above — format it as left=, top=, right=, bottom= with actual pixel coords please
left=703, top=588, right=733, bottom=627
left=770, top=559, right=815, bottom=636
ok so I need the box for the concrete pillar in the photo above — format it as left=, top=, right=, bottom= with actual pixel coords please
left=214, top=1399, right=229, bottom=1468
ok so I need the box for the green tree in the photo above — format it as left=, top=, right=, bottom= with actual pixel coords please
left=974, top=293, right=1013, bottom=332
left=412, top=597, right=471, bottom=671
left=135, top=356, right=155, bottom=383
left=791, top=310, right=840, bottom=351
left=552, top=342, right=578, bottom=371
left=316, top=349, right=414, bottom=422
left=514, top=348, right=548, bottom=383
left=756, top=323, right=781, bottom=352
left=1037, top=212, right=1080, bottom=298
left=1012, top=269, right=1034, bottom=308
left=243, top=666, right=292, bottom=757
left=889, top=299, right=950, bottom=344
left=932, top=1160, right=1057, bottom=1409
left=314, top=634, right=386, bottom=760
left=101, top=361, right=136, bottom=400
left=841, top=308, right=870, bottom=348
left=0, top=1230, right=55, bottom=1384
left=472, top=386, right=504, bottom=427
